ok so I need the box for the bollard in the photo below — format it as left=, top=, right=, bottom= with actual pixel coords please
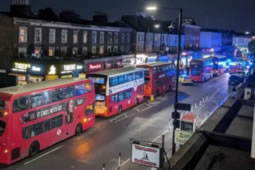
left=202, top=97, right=205, bottom=103
left=102, top=163, right=106, bottom=170
left=118, top=152, right=121, bottom=168
left=191, top=105, right=193, bottom=112
left=194, top=103, right=197, bottom=109
left=150, top=95, right=154, bottom=102
left=199, top=100, right=202, bottom=106
left=206, top=96, right=209, bottom=101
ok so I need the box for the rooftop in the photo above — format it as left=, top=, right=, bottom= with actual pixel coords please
left=88, top=66, right=144, bottom=76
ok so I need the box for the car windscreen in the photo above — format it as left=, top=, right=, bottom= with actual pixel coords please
left=0, top=120, right=6, bottom=136
left=181, top=121, right=193, bottom=132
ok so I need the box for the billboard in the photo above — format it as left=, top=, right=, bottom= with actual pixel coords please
left=131, top=143, right=162, bottom=168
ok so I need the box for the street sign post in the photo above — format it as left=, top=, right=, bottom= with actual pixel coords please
left=175, top=103, right=191, bottom=111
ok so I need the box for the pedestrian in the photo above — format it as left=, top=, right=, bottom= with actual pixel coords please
left=232, top=87, right=237, bottom=99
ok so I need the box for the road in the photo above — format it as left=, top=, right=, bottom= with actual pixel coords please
left=2, top=74, right=229, bottom=170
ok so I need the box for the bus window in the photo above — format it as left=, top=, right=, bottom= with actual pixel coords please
left=44, top=119, right=51, bottom=132
left=52, top=89, right=64, bottom=102
left=31, top=122, right=44, bottom=137
left=52, top=115, right=63, bottom=129
left=13, top=96, right=30, bottom=113
left=118, top=92, right=124, bottom=101
left=127, top=73, right=133, bottom=81
left=0, top=100, right=5, bottom=110
left=118, top=75, right=124, bottom=84
left=63, top=87, right=74, bottom=99
left=74, top=85, right=85, bottom=96
left=31, top=93, right=44, bottom=108
left=110, top=77, right=118, bottom=87
left=0, top=120, right=6, bottom=136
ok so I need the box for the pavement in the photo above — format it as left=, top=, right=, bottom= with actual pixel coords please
left=2, top=74, right=229, bottom=170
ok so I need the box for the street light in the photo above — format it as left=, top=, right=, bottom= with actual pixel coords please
left=154, top=24, right=160, bottom=29
left=146, top=5, right=183, bottom=156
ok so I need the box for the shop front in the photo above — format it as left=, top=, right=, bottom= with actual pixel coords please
left=10, top=59, right=84, bottom=85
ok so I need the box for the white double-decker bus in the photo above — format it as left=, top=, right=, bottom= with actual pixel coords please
left=87, top=67, right=144, bottom=117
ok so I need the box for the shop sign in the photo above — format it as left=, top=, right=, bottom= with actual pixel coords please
left=88, top=63, right=102, bottom=71
left=48, top=65, right=57, bottom=75
left=12, top=62, right=31, bottom=72
left=61, top=64, right=76, bottom=74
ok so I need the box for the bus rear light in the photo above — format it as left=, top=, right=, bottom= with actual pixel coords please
left=4, top=149, right=8, bottom=154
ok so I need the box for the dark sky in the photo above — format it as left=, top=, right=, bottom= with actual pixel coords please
left=1, top=0, right=254, bottom=32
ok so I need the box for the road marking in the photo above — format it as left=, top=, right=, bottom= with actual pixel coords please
left=24, top=145, right=64, bottom=165
left=152, top=129, right=169, bottom=142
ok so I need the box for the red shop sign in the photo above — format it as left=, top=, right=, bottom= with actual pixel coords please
left=87, top=63, right=103, bottom=71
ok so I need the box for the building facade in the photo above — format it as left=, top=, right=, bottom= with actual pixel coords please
left=200, top=29, right=222, bottom=50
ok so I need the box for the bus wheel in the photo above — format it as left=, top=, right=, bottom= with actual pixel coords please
left=118, top=106, right=122, bottom=114
left=29, top=141, right=40, bottom=157
left=75, top=123, right=83, bottom=135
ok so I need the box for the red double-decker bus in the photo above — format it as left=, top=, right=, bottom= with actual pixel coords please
left=87, top=67, right=144, bottom=117
left=190, top=58, right=213, bottom=82
left=0, top=78, right=95, bottom=165
left=138, top=62, right=176, bottom=97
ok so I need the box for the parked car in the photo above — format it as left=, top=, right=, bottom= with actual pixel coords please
left=179, top=74, right=192, bottom=84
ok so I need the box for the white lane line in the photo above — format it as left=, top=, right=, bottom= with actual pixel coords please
left=24, top=145, right=64, bottom=165
left=114, top=129, right=170, bottom=170
left=152, top=129, right=169, bottom=142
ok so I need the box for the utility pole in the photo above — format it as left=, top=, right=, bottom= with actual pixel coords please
left=172, top=8, right=183, bottom=156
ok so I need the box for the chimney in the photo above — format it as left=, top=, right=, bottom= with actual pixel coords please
left=93, top=12, right=108, bottom=24
left=10, top=0, right=33, bottom=17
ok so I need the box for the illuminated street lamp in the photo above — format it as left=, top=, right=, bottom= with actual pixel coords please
left=146, top=4, right=183, bottom=156
left=154, top=24, right=160, bottom=29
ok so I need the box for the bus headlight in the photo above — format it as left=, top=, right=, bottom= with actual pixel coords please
left=83, top=117, right=88, bottom=123
left=3, top=112, right=8, bottom=116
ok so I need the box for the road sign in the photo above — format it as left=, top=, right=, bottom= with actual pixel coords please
left=174, top=129, right=193, bottom=145
left=175, top=103, right=191, bottom=111
left=131, top=142, right=162, bottom=168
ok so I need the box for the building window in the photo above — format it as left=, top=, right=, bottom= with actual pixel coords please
left=114, top=46, right=118, bottom=53
left=114, top=32, right=118, bottom=44
left=48, top=47, right=55, bottom=57
left=61, top=30, right=68, bottom=44
left=100, top=32, right=105, bottom=44
left=60, top=47, right=67, bottom=57
left=19, top=27, right=27, bottom=43
left=107, top=46, right=112, bottom=53
left=72, top=47, right=78, bottom=56
left=18, top=47, right=27, bottom=57
left=108, top=32, right=112, bottom=44
left=34, top=28, right=42, bottom=44
left=121, top=33, right=125, bottom=44
left=92, top=31, right=97, bottom=44
left=33, top=47, right=41, bottom=58
left=126, top=33, right=130, bottom=44
left=83, top=31, right=88, bottom=44
left=73, top=30, right=78, bottom=44
left=49, top=29, right=56, bottom=44
left=99, top=46, right=104, bottom=54
left=82, top=47, right=88, bottom=56
left=92, top=46, right=97, bottom=54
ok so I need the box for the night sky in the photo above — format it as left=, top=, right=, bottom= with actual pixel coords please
left=0, top=0, right=254, bottom=32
